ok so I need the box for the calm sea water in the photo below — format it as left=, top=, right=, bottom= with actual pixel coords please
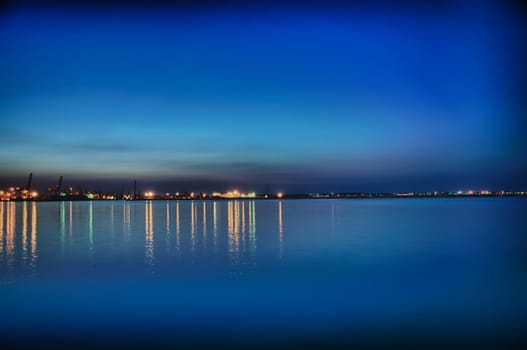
left=1, top=198, right=526, bottom=348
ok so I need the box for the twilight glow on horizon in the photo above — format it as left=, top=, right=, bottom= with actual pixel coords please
left=1, top=0, right=526, bottom=193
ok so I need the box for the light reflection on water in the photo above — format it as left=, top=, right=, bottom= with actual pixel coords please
left=22, top=202, right=27, bottom=258
left=30, top=201, right=37, bottom=270
left=1, top=198, right=527, bottom=347
left=6, top=202, right=16, bottom=267
left=175, top=200, right=180, bottom=250
left=0, top=200, right=273, bottom=272
left=0, top=202, right=3, bottom=255
left=0, top=201, right=39, bottom=276
left=145, top=200, right=154, bottom=265
left=1, top=199, right=527, bottom=277
left=278, top=200, right=283, bottom=259
left=60, top=201, right=65, bottom=250
left=88, top=201, right=93, bottom=251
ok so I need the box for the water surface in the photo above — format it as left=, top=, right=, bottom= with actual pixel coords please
left=1, top=199, right=526, bottom=348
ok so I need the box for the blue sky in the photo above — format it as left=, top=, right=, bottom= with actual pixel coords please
left=1, top=1, right=526, bottom=192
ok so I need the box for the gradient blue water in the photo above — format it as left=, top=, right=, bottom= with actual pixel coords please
left=1, top=199, right=526, bottom=347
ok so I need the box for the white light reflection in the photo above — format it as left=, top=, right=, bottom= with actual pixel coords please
left=190, top=201, right=196, bottom=254
left=123, top=201, right=131, bottom=238
left=203, top=201, right=207, bottom=234
left=60, top=201, right=66, bottom=251
left=234, top=200, right=240, bottom=237
left=0, top=201, right=4, bottom=255
left=228, top=201, right=240, bottom=262
left=249, top=201, right=256, bottom=256
left=6, top=202, right=15, bottom=258
left=145, top=201, right=154, bottom=265
left=241, top=201, right=246, bottom=253
left=22, top=201, right=28, bottom=257
left=241, top=201, right=246, bottom=235
left=89, top=201, right=93, bottom=251
left=166, top=201, right=170, bottom=234
left=69, top=201, right=73, bottom=238
left=202, top=202, right=207, bottom=252
left=250, top=200, right=256, bottom=236
left=213, top=201, right=218, bottom=250
left=175, top=201, right=180, bottom=250
left=278, top=201, right=283, bottom=259
left=166, top=201, right=170, bottom=249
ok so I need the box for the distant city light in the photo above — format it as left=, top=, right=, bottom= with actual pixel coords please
left=217, top=190, right=257, bottom=199
left=0, top=175, right=525, bottom=202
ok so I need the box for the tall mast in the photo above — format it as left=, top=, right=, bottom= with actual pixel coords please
left=26, top=173, right=33, bottom=191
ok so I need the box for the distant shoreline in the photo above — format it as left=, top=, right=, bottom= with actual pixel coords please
left=3, top=193, right=526, bottom=202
